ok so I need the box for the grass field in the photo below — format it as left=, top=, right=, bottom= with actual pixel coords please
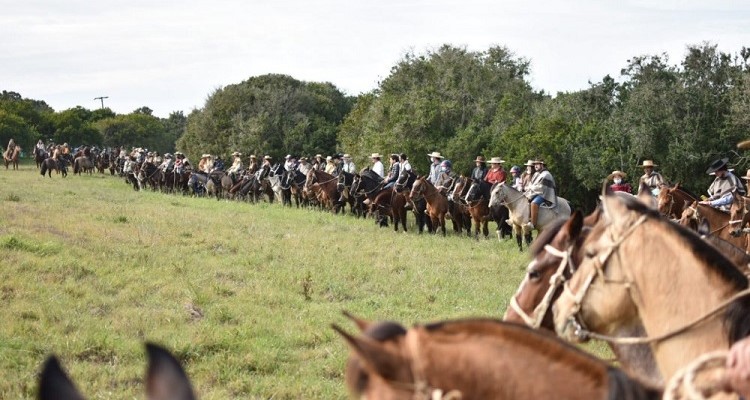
left=0, top=160, right=608, bottom=399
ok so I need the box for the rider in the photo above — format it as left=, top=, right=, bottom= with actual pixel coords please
left=484, top=157, right=506, bottom=185
left=371, top=153, right=385, bottom=178
left=324, top=156, right=337, bottom=175
left=173, top=152, right=184, bottom=173
left=341, top=154, right=356, bottom=174
left=284, top=154, right=297, bottom=171
left=471, top=156, right=487, bottom=181
left=524, top=159, right=557, bottom=230
left=699, top=157, right=745, bottom=210
left=637, top=160, right=665, bottom=196
left=247, top=155, right=259, bottom=174
left=227, top=151, right=243, bottom=182
left=434, top=159, right=456, bottom=196
left=608, top=170, right=632, bottom=194
left=35, top=139, right=45, bottom=156
left=510, top=165, right=523, bottom=192
left=427, top=151, right=443, bottom=184
left=4, top=138, right=15, bottom=159
left=382, top=154, right=401, bottom=190
left=160, top=153, right=174, bottom=172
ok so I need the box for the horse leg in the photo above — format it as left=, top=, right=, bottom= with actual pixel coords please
left=525, top=231, right=533, bottom=246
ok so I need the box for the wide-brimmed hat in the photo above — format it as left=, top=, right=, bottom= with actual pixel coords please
left=427, top=151, right=443, bottom=159
left=474, top=156, right=486, bottom=163
left=343, top=153, right=351, bottom=159
left=639, top=160, right=658, bottom=168
left=263, top=155, right=272, bottom=160
left=523, top=159, right=535, bottom=166
left=740, top=169, right=750, bottom=180
left=532, top=159, right=545, bottom=165
left=285, top=154, right=292, bottom=159
left=231, top=151, right=241, bottom=157
left=326, top=156, right=333, bottom=161
left=174, top=151, right=183, bottom=156
left=315, top=154, right=323, bottom=158
left=608, top=170, right=627, bottom=180
left=201, top=154, right=210, bottom=158
left=489, top=157, right=505, bottom=164
left=706, top=158, right=730, bottom=174
left=371, top=153, right=382, bottom=159
left=249, top=154, right=256, bottom=158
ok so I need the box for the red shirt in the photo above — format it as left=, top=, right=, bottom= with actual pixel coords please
left=610, top=183, right=632, bottom=194
left=484, top=168, right=506, bottom=184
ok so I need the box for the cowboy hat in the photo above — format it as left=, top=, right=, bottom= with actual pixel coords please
left=315, top=154, right=323, bottom=158
left=249, top=154, right=257, bottom=158
left=532, top=159, right=545, bottom=165
left=741, top=169, right=750, bottom=180
left=738, top=140, right=750, bottom=150
left=174, top=151, right=183, bottom=155
left=263, top=155, right=272, bottom=160
left=639, top=160, right=658, bottom=168
left=371, top=153, right=382, bottom=159
left=706, top=157, right=730, bottom=174
left=523, top=159, right=535, bottom=166
left=343, top=153, right=351, bottom=159
left=427, top=151, right=443, bottom=159
left=326, top=155, right=333, bottom=161
left=231, top=151, right=241, bottom=157
left=285, top=154, right=292, bottom=159
left=489, top=157, right=505, bottom=164
left=474, top=156, right=486, bottom=163
left=607, top=170, right=627, bottom=180
left=201, top=154, right=210, bottom=158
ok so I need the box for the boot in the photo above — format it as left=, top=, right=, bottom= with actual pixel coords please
left=526, top=202, right=539, bottom=230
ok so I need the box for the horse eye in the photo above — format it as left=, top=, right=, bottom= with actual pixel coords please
left=584, top=247, right=596, bottom=258
left=528, top=270, right=541, bottom=281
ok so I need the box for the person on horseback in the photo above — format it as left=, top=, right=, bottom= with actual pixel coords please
left=427, top=151, right=443, bottom=184
left=324, top=156, right=337, bottom=175
left=484, top=157, right=506, bottom=185
left=471, top=156, right=487, bottom=181
left=435, top=159, right=456, bottom=196
left=510, top=165, right=523, bottom=191
left=313, top=154, right=324, bottom=171
left=371, top=153, right=384, bottom=178
left=160, top=153, right=174, bottom=172
left=173, top=152, right=184, bottom=173
left=383, top=154, right=401, bottom=189
left=524, top=159, right=557, bottom=230
left=637, top=160, right=665, bottom=196
left=198, top=154, right=212, bottom=173
left=298, top=157, right=312, bottom=176
left=247, top=155, right=259, bottom=174
left=699, top=157, right=745, bottom=210
left=35, top=139, right=45, bottom=156
left=341, top=154, right=356, bottom=174
left=284, top=154, right=297, bottom=171
left=520, top=160, right=534, bottom=192
left=4, top=138, right=16, bottom=159
left=608, top=170, right=632, bottom=194
left=227, top=151, right=243, bottom=183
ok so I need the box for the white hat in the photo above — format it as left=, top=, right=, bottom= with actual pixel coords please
left=371, top=153, right=383, bottom=159
left=489, top=157, right=505, bottom=164
left=343, top=153, right=351, bottom=159
left=427, top=151, right=443, bottom=159
left=231, top=151, right=241, bottom=157
left=285, top=154, right=292, bottom=159
left=201, top=154, right=210, bottom=158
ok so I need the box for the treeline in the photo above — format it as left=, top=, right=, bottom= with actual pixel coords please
left=4, top=42, right=750, bottom=210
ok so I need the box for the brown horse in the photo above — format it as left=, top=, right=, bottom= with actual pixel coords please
left=73, top=156, right=94, bottom=175
left=680, top=198, right=747, bottom=249
left=40, top=157, right=67, bottom=178
left=554, top=192, right=750, bottom=382
left=4, top=146, right=20, bottom=170
left=38, top=343, right=196, bottom=400
left=409, top=177, right=448, bottom=236
left=306, top=169, right=339, bottom=211
left=370, top=188, right=409, bottom=232
left=504, top=210, right=663, bottom=388
left=657, top=184, right=698, bottom=220
left=335, top=315, right=662, bottom=400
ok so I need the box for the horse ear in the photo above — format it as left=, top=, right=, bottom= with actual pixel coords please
left=145, top=343, right=196, bottom=400
left=636, top=185, right=656, bottom=209
left=342, top=310, right=373, bottom=332
left=565, top=210, right=584, bottom=238
left=332, top=324, right=405, bottom=382
left=38, top=355, right=86, bottom=400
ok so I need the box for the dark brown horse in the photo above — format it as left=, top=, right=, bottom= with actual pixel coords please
left=3, top=146, right=20, bottom=170
left=40, top=158, right=67, bottom=178
left=34, top=146, right=47, bottom=169
left=370, top=188, right=409, bottom=232
left=306, top=169, right=340, bottom=212
left=38, top=343, right=196, bottom=400
left=680, top=198, right=748, bottom=249
left=335, top=315, right=662, bottom=400
left=409, top=177, right=448, bottom=236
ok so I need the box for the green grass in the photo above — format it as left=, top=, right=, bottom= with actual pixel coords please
left=0, top=160, right=609, bottom=399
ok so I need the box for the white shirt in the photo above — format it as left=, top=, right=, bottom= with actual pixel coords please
left=372, top=160, right=385, bottom=178
left=342, top=160, right=356, bottom=174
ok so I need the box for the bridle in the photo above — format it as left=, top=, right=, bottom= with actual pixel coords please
left=509, top=244, right=577, bottom=329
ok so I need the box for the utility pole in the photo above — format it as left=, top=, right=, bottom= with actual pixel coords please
left=94, top=96, right=109, bottom=109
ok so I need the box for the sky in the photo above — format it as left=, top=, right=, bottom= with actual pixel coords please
left=2, top=0, right=748, bottom=118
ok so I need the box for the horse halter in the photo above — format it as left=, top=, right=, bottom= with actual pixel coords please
left=560, top=215, right=647, bottom=341
left=509, top=244, right=576, bottom=329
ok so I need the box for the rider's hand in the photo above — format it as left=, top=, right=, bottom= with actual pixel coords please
left=727, top=338, right=750, bottom=397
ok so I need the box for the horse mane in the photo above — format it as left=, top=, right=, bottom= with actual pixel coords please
left=345, top=321, right=407, bottom=395
left=673, top=185, right=699, bottom=201
left=606, top=367, right=662, bottom=400
left=529, top=218, right=567, bottom=257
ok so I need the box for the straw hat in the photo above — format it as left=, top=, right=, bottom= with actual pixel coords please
left=740, top=169, right=750, bottom=180
left=607, top=170, right=627, bottom=180
left=523, top=159, right=535, bottom=166
left=249, top=154, right=256, bottom=159
left=738, top=140, right=750, bottom=150
left=639, top=160, right=658, bottom=168
left=489, top=157, right=505, bottom=164
left=427, top=151, right=443, bottom=159
left=532, top=159, right=545, bottom=165
left=201, top=154, right=210, bottom=158
left=315, top=154, right=323, bottom=158
left=231, top=151, right=241, bottom=157
left=474, top=156, right=486, bottom=163
left=343, top=154, right=351, bottom=159
left=371, top=153, right=383, bottom=159
left=174, top=151, right=183, bottom=156
left=285, top=154, right=292, bottom=159
left=263, top=155, right=272, bottom=160
left=326, top=155, right=333, bottom=161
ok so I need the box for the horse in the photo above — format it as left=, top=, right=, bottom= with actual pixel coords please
left=553, top=191, right=750, bottom=382
left=459, top=177, right=512, bottom=240
left=680, top=198, right=747, bottom=249
left=40, top=158, right=67, bottom=178
left=445, top=176, right=472, bottom=236
left=396, top=169, right=433, bottom=234
left=73, top=156, right=94, bottom=175
left=657, top=184, right=698, bottom=220
left=337, top=171, right=360, bottom=215
left=370, top=188, right=409, bottom=232
left=410, top=176, right=448, bottom=236
left=38, top=343, right=196, bottom=400
left=335, top=314, right=662, bottom=400
left=3, top=146, right=20, bottom=170
left=34, top=146, right=47, bottom=169
left=305, top=169, right=339, bottom=211
left=282, top=169, right=306, bottom=207
left=490, top=182, right=572, bottom=251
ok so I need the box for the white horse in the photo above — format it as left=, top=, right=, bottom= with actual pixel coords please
left=489, top=183, right=571, bottom=251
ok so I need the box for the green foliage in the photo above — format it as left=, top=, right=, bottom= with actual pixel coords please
left=177, top=74, right=352, bottom=161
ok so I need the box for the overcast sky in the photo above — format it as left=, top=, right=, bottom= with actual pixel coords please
left=2, top=0, right=748, bottom=118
